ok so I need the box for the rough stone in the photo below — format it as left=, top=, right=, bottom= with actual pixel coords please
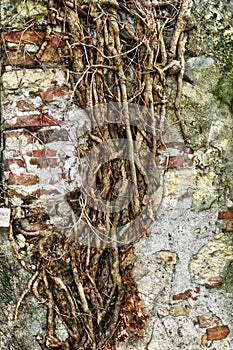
left=2, top=68, right=66, bottom=89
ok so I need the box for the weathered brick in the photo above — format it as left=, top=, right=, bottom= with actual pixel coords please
left=218, top=211, right=233, bottom=220
left=2, top=31, right=45, bottom=45
left=5, top=159, right=25, bottom=171
left=226, top=220, right=233, bottom=232
left=4, top=130, right=35, bottom=146
left=39, top=87, right=69, bottom=103
left=198, top=314, right=221, bottom=328
left=5, top=42, right=22, bottom=51
left=30, top=157, right=59, bottom=168
left=27, top=149, right=57, bottom=157
left=16, top=100, right=35, bottom=112
left=5, top=114, right=63, bottom=130
left=172, top=288, right=200, bottom=301
left=173, top=289, right=192, bottom=300
left=158, top=155, right=184, bottom=169
left=8, top=173, right=39, bottom=186
left=3, top=51, right=35, bottom=66
left=184, top=147, right=194, bottom=154
left=47, top=34, right=66, bottom=48
left=206, top=326, right=230, bottom=340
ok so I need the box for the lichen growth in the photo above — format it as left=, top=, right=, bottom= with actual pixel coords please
left=189, top=0, right=233, bottom=71
left=1, top=0, right=48, bottom=29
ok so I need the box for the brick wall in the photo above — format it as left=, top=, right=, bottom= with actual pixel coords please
left=1, top=27, right=233, bottom=350
left=1, top=29, right=196, bottom=226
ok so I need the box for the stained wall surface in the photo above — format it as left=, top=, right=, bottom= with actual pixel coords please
left=0, top=1, right=233, bottom=349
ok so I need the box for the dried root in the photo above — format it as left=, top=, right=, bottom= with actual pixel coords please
left=9, top=0, right=193, bottom=348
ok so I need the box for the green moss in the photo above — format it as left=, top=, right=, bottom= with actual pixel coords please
left=191, top=0, right=233, bottom=72
left=1, top=0, right=48, bottom=29
left=16, top=0, right=48, bottom=20
left=213, top=65, right=233, bottom=110
left=221, top=260, right=233, bottom=292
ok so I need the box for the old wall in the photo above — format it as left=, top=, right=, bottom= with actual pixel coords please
left=0, top=0, right=233, bottom=349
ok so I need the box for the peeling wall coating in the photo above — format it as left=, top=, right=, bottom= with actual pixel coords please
left=0, top=1, right=233, bottom=350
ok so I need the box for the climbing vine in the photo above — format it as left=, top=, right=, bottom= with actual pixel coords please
left=8, top=0, right=194, bottom=349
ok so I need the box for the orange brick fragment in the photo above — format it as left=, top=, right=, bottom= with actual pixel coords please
left=206, top=326, right=230, bottom=340
left=226, top=220, right=233, bottom=232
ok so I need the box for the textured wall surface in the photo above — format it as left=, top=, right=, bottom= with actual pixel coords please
left=0, top=0, right=233, bottom=349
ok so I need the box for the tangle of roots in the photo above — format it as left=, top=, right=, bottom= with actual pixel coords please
left=9, top=0, right=193, bottom=348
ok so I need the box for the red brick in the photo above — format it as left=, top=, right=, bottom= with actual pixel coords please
left=4, top=130, right=34, bottom=143
left=226, top=220, right=233, bottom=232
left=206, top=326, right=230, bottom=340
left=218, top=211, right=233, bottom=220
left=8, top=173, right=38, bottom=186
left=29, top=91, right=40, bottom=98
left=5, top=43, right=22, bottom=51
left=44, top=149, right=57, bottom=157
left=26, top=149, right=57, bottom=157
left=158, top=155, right=184, bottom=169
left=198, top=315, right=221, bottom=328
left=3, top=51, right=35, bottom=66
left=173, top=289, right=192, bottom=301
left=5, top=159, right=25, bottom=171
left=30, top=157, right=58, bottom=168
left=30, top=150, right=43, bottom=157
left=16, top=100, right=35, bottom=112
left=5, top=114, right=63, bottom=130
left=47, top=34, right=66, bottom=48
left=2, top=31, right=45, bottom=45
left=39, top=87, right=68, bottom=103
left=184, top=147, right=194, bottom=154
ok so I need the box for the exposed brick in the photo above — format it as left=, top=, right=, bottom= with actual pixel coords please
left=4, top=130, right=34, bottom=144
left=206, top=326, right=230, bottom=340
left=5, top=114, right=63, bottom=130
left=184, top=147, right=194, bottom=154
left=8, top=173, right=39, bottom=186
left=26, top=149, right=57, bottom=157
left=16, top=100, right=35, bottom=112
left=26, top=150, right=42, bottom=157
left=2, top=31, right=45, bottom=45
left=158, top=155, right=184, bottom=169
left=218, top=211, right=233, bottom=220
left=29, top=91, right=40, bottom=98
left=5, top=159, right=25, bottom=171
left=47, top=34, right=66, bottom=48
left=30, top=157, right=59, bottom=168
left=173, top=289, right=192, bottom=301
left=5, top=42, right=22, bottom=51
left=45, top=149, right=57, bottom=157
left=3, top=51, right=35, bottom=66
left=8, top=188, right=41, bottom=200
left=39, top=87, right=69, bottom=103
left=226, top=220, right=233, bottom=232
left=197, top=314, right=221, bottom=328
